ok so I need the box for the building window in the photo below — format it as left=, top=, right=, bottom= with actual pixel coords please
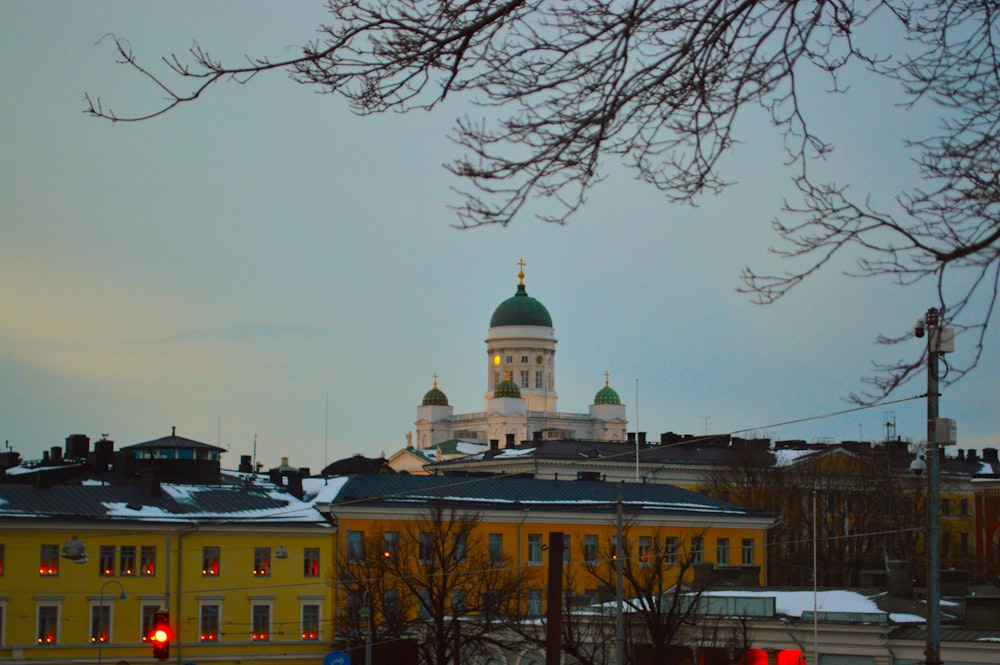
left=202, top=546, right=220, bottom=576
left=39, top=544, right=58, bottom=576
left=535, top=371, right=543, bottom=389
left=691, top=537, right=704, bottom=564
left=301, top=603, right=320, bottom=640
left=742, top=538, right=755, bottom=565
left=37, top=605, right=58, bottom=644
left=382, top=532, right=399, bottom=561
left=418, top=590, right=431, bottom=619
left=141, top=605, right=159, bottom=642
left=453, top=533, right=467, bottom=562
left=521, top=355, right=528, bottom=364
left=520, top=370, right=529, bottom=387
left=494, top=371, right=500, bottom=387
left=254, top=547, right=271, bottom=576
left=120, top=546, right=136, bottom=576
left=251, top=604, right=271, bottom=641
left=639, top=536, right=653, bottom=566
left=347, top=531, right=365, bottom=563
left=527, top=589, right=542, bottom=616
left=385, top=589, right=400, bottom=624
left=960, top=532, right=970, bottom=556
left=200, top=604, right=220, bottom=642
left=717, top=538, right=729, bottom=566
left=304, top=547, right=320, bottom=577
left=584, top=534, right=598, bottom=564
left=0, top=543, right=3, bottom=576
left=548, top=373, right=554, bottom=390
left=90, top=604, right=111, bottom=643
left=942, top=499, right=951, bottom=516
left=960, top=498, right=969, bottom=516
left=488, top=533, right=503, bottom=565
left=99, top=546, right=115, bottom=576
left=528, top=534, right=543, bottom=565
left=419, top=532, right=433, bottom=564
left=140, top=546, right=156, bottom=576
left=452, top=589, right=467, bottom=616
left=505, top=355, right=513, bottom=364
left=563, top=534, right=571, bottom=564
left=665, top=537, right=679, bottom=565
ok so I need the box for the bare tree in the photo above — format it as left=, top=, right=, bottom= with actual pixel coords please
left=504, top=525, right=750, bottom=665
left=337, top=504, right=534, bottom=665
left=705, top=444, right=926, bottom=587
left=86, top=0, right=1000, bottom=390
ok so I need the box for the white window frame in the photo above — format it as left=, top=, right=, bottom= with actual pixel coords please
left=35, top=600, right=61, bottom=645
left=300, top=596, right=324, bottom=641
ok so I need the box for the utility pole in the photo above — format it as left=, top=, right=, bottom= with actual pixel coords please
left=918, top=306, right=954, bottom=665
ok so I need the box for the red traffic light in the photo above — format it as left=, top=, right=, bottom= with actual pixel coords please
left=151, top=610, right=172, bottom=660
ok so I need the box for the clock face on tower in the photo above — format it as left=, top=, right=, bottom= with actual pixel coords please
left=536, top=355, right=544, bottom=365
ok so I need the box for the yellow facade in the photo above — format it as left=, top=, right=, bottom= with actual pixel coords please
left=0, top=521, right=332, bottom=664
left=325, top=503, right=770, bottom=628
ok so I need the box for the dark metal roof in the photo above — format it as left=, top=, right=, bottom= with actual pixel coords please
left=329, top=473, right=770, bottom=519
left=0, top=482, right=326, bottom=525
left=123, top=432, right=226, bottom=453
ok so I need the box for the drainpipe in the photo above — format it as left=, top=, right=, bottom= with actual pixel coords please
left=518, top=508, right=529, bottom=611
left=882, top=625, right=896, bottom=665
left=781, top=618, right=807, bottom=654
left=175, top=525, right=197, bottom=665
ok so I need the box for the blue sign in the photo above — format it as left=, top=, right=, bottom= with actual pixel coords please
left=325, top=651, right=350, bottom=665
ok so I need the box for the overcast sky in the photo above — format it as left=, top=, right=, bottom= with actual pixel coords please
left=2, top=2, right=997, bottom=470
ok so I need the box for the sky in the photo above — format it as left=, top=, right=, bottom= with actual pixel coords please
left=2, top=2, right=998, bottom=472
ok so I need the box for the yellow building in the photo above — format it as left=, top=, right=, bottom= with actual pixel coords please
left=314, top=473, right=775, bottom=629
left=0, top=432, right=333, bottom=665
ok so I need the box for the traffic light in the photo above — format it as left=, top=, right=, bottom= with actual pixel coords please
left=150, top=610, right=172, bottom=660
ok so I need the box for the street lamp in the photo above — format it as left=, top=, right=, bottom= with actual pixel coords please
left=97, top=579, right=127, bottom=665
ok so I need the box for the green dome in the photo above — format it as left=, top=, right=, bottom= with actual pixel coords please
left=594, top=377, right=621, bottom=405
left=490, top=283, right=553, bottom=328
left=422, top=377, right=449, bottom=406
left=494, top=376, right=522, bottom=399
left=422, top=387, right=449, bottom=406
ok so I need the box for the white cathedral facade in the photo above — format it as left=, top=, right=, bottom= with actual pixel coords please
left=414, top=264, right=628, bottom=451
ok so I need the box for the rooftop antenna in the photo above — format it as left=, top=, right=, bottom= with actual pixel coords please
left=883, top=411, right=897, bottom=442
left=324, top=392, right=329, bottom=474
left=253, top=433, right=257, bottom=473
left=699, top=416, right=712, bottom=436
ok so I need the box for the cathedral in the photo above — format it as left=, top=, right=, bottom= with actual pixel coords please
left=414, top=262, right=628, bottom=451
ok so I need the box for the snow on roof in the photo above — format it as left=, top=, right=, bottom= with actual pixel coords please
left=702, top=589, right=926, bottom=624
left=456, top=441, right=488, bottom=454
left=303, top=476, right=350, bottom=503
left=494, top=446, right=537, bottom=458
left=773, top=448, right=818, bottom=467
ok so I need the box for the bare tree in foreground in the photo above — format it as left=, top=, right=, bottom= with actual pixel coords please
left=337, top=505, right=532, bottom=665
left=86, top=1, right=1000, bottom=394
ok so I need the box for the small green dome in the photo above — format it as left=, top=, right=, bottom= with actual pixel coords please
left=422, top=376, right=449, bottom=406
left=490, top=283, right=553, bottom=328
left=594, top=377, right=621, bottom=405
left=494, top=374, right=522, bottom=399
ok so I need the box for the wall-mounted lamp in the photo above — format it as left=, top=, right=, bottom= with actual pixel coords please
left=62, top=535, right=88, bottom=563
left=275, top=546, right=289, bottom=559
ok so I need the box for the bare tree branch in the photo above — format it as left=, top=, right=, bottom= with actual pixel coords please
left=87, top=0, right=1000, bottom=396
